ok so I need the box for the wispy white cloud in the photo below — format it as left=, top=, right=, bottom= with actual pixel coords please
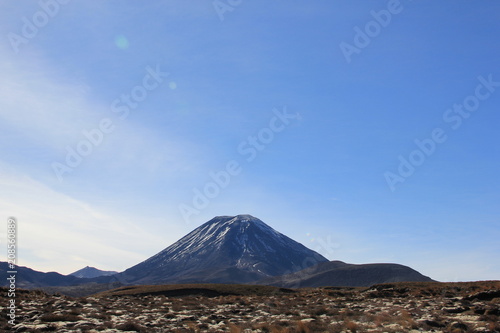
left=0, top=38, right=202, bottom=182
left=0, top=163, right=187, bottom=274
left=0, top=48, right=98, bottom=150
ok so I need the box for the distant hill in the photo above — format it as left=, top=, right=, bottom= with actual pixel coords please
left=258, top=260, right=434, bottom=288
left=69, top=266, right=118, bottom=279
left=0, top=262, right=114, bottom=290
left=1, top=262, right=86, bottom=288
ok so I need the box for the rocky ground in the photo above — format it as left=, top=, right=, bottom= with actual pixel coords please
left=1, top=281, right=499, bottom=332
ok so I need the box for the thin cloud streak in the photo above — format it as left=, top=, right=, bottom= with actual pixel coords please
left=0, top=164, right=177, bottom=274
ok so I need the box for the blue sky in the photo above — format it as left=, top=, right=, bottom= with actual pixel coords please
left=0, top=0, right=498, bottom=281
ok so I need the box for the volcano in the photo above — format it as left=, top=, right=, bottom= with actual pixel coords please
left=119, top=214, right=328, bottom=284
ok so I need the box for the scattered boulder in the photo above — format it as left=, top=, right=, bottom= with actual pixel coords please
left=450, top=321, right=468, bottom=330
left=465, top=290, right=500, bottom=301
left=424, top=319, right=445, bottom=328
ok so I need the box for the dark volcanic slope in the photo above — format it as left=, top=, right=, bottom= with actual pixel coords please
left=96, top=283, right=295, bottom=298
left=119, top=215, right=328, bottom=285
left=259, top=260, right=434, bottom=288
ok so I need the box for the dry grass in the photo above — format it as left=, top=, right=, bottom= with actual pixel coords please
left=1, top=281, right=498, bottom=332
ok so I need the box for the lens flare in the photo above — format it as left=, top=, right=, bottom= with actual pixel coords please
left=114, top=35, right=129, bottom=49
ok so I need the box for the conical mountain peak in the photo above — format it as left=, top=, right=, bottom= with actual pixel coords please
left=121, top=215, right=328, bottom=284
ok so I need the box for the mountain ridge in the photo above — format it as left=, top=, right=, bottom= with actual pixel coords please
left=1, top=214, right=435, bottom=295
